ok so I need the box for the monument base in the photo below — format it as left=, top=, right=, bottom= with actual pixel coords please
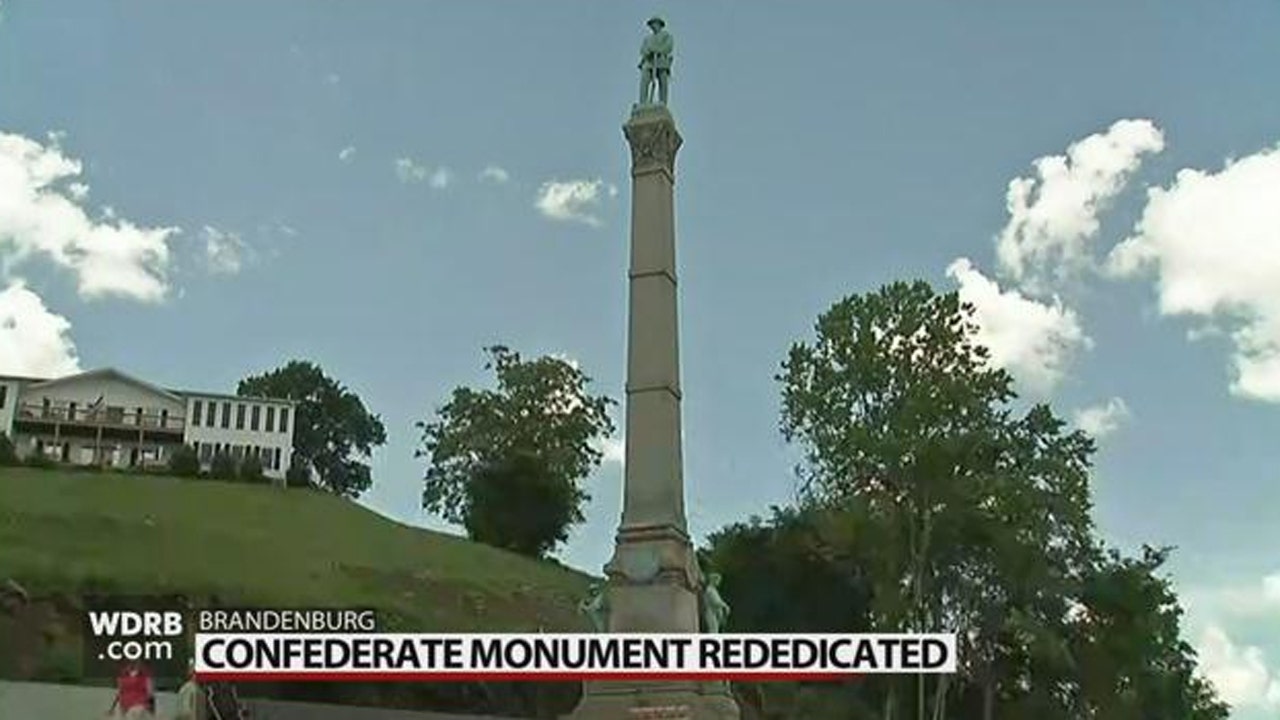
left=568, top=679, right=740, bottom=720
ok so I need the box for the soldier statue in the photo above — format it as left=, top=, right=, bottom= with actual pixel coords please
left=580, top=582, right=610, bottom=633
left=638, top=16, right=673, bottom=106
left=701, top=572, right=730, bottom=634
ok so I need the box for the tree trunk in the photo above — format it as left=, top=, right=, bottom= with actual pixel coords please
left=930, top=674, right=950, bottom=720
left=982, top=679, right=995, bottom=720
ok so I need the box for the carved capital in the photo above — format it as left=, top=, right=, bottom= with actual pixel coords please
left=624, top=110, right=682, bottom=178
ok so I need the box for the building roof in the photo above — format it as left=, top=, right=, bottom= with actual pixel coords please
left=28, top=367, right=185, bottom=403
left=10, top=367, right=295, bottom=407
left=176, top=389, right=296, bottom=407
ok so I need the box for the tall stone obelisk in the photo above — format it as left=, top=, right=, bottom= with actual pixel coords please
left=568, top=18, right=739, bottom=720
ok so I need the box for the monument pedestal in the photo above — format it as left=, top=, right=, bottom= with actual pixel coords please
left=571, top=680, right=740, bottom=720
left=567, top=104, right=740, bottom=720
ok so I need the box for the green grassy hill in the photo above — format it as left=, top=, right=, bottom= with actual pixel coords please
left=0, top=468, right=592, bottom=681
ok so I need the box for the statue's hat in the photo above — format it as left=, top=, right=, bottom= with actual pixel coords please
left=647, top=16, right=665, bottom=29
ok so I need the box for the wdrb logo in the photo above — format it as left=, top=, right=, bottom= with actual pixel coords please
left=82, top=596, right=188, bottom=678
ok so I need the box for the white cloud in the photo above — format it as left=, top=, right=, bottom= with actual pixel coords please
left=947, top=257, right=1091, bottom=396
left=997, top=119, right=1165, bottom=292
left=600, top=437, right=625, bottom=466
left=203, top=226, right=249, bottom=275
left=479, top=165, right=510, bottom=184
left=1195, top=572, right=1280, bottom=619
left=338, top=146, right=356, bottom=163
left=429, top=167, right=452, bottom=190
left=0, top=131, right=177, bottom=302
left=0, top=280, right=81, bottom=377
left=1107, top=143, right=1280, bottom=402
left=535, top=179, right=608, bottom=226
left=1072, top=397, right=1130, bottom=439
left=1197, top=624, right=1280, bottom=712
left=394, top=157, right=428, bottom=184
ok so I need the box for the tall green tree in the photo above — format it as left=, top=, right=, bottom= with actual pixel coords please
left=238, top=360, right=387, bottom=499
left=775, top=280, right=1223, bottom=720
left=417, top=346, right=615, bottom=555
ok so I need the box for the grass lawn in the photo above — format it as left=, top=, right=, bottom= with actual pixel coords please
left=0, top=468, right=592, bottom=634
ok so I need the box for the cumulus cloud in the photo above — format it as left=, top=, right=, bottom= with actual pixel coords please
left=997, top=119, right=1165, bottom=292
left=203, top=226, right=250, bottom=275
left=947, top=257, right=1091, bottom=396
left=1072, top=397, right=1130, bottom=439
left=338, top=146, right=356, bottom=163
left=1107, top=143, right=1280, bottom=402
left=1197, top=624, right=1280, bottom=712
left=394, top=157, right=429, bottom=184
left=0, top=131, right=177, bottom=302
left=428, top=167, right=452, bottom=190
left=599, top=437, right=625, bottom=466
left=479, top=165, right=510, bottom=184
left=535, top=179, right=609, bottom=226
left=1194, top=572, right=1280, bottom=619
left=0, top=280, right=81, bottom=377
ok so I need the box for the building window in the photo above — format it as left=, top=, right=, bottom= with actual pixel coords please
left=206, top=402, right=216, bottom=427
left=136, top=407, right=145, bottom=426
left=42, top=398, right=51, bottom=418
left=192, top=400, right=203, bottom=427
left=279, top=408, right=289, bottom=434
left=160, top=409, right=169, bottom=428
left=251, top=405, right=261, bottom=431
left=221, top=402, right=231, bottom=429
left=68, top=402, right=77, bottom=421
left=235, top=404, right=246, bottom=430
left=265, top=406, right=275, bottom=433
left=0, top=384, right=7, bottom=408
left=273, top=447, right=281, bottom=471
left=200, top=443, right=213, bottom=461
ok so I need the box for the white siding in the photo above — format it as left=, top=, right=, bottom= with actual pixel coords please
left=182, top=395, right=295, bottom=481
left=21, top=374, right=185, bottom=427
left=0, top=378, right=19, bottom=438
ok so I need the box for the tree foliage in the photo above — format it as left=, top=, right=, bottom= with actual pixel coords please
left=769, top=280, right=1226, bottom=720
left=463, top=451, right=583, bottom=557
left=239, top=360, right=387, bottom=499
left=417, top=346, right=616, bottom=546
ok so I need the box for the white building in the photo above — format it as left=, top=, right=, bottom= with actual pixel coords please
left=0, top=368, right=297, bottom=482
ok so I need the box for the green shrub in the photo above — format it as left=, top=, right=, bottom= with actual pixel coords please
left=33, top=643, right=82, bottom=682
left=285, top=458, right=312, bottom=488
left=209, top=452, right=238, bottom=481
left=0, top=433, right=18, bottom=465
left=240, top=455, right=266, bottom=484
left=168, top=445, right=201, bottom=478
left=23, top=453, right=56, bottom=470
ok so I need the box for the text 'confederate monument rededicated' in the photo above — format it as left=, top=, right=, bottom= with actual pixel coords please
left=567, top=17, right=742, bottom=720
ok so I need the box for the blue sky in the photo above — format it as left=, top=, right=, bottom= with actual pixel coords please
left=2, top=2, right=1279, bottom=713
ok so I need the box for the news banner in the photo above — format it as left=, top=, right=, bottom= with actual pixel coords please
left=86, top=604, right=958, bottom=681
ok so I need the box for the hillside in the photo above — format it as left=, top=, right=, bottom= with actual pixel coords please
left=0, top=468, right=593, bottom=681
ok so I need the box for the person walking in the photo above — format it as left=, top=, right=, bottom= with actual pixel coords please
left=175, top=659, right=203, bottom=720
left=107, top=660, right=155, bottom=719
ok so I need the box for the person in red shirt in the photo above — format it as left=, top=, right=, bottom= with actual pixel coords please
left=108, top=661, right=155, bottom=719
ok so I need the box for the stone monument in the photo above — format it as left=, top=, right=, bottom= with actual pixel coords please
left=568, top=17, right=740, bottom=720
